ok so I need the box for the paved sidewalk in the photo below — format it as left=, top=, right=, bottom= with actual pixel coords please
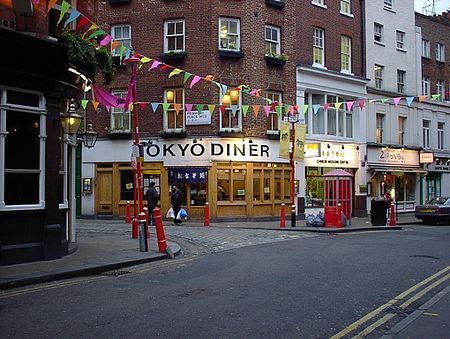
left=0, top=213, right=415, bottom=290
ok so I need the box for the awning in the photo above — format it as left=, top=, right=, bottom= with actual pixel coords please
left=367, top=166, right=427, bottom=175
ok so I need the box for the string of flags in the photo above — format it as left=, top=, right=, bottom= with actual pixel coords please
left=25, top=0, right=448, bottom=116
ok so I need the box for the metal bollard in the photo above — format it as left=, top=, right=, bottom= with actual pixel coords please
left=154, top=208, right=168, bottom=253
left=291, top=204, right=296, bottom=227
left=125, top=201, right=131, bottom=223
left=138, top=212, right=148, bottom=252
left=143, top=207, right=150, bottom=239
left=132, top=217, right=139, bottom=239
left=204, top=202, right=210, bottom=227
left=280, top=203, right=286, bottom=228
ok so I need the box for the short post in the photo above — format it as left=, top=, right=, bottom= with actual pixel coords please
left=337, top=203, right=343, bottom=228
left=389, top=202, right=396, bottom=226
left=138, top=212, right=148, bottom=252
left=291, top=204, right=296, bottom=228
left=280, top=203, right=286, bottom=228
left=125, top=201, right=131, bottom=223
left=132, top=217, right=139, bottom=239
left=204, top=202, right=210, bottom=227
left=154, top=207, right=168, bottom=253
left=143, top=207, right=150, bottom=239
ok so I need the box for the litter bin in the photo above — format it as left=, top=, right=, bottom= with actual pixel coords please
left=370, top=199, right=388, bottom=226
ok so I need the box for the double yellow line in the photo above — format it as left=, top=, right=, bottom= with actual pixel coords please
left=330, top=265, right=450, bottom=339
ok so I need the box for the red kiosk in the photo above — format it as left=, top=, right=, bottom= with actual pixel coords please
left=323, top=169, right=353, bottom=228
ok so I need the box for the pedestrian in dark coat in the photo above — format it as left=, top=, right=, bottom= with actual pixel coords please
left=171, top=185, right=184, bottom=225
left=147, top=182, right=159, bottom=225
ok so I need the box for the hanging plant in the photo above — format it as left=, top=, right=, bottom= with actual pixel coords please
left=58, top=32, right=115, bottom=86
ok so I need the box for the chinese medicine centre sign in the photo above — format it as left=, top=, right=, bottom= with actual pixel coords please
left=304, top=143, right=359, bottom=168
left=367, top=148, right=419, bottom=166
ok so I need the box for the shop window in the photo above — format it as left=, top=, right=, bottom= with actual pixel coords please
left=274, top=170, right=282, bottom=200
left=312, top=94, right=325, bottom=134
left=253, top=169, right=262, bottom=201
left=190, top=183, right=207, bottom=206
left=120, top=170, right=134, bottom=201
left=306, top=167, right=324, bottom=207
left=164, top=88, right=184, bottom=131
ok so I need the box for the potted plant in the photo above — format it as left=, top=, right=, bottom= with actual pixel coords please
left=161, top=50, right=187, bottom=62
left=264, top=52, right=289, bottom=66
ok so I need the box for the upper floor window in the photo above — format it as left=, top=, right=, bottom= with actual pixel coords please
left=266, top=91, right=282, bottom=134
left=111, top=24, right=131, bottom=56
left=437, top=80, right=445, bottom=102
left=340, top=0, right=351, bottom=15
left=164, top=88, right=184, bottom=131
left=341, top=35, right=352, bottom=73
left=219, top=17, right=240, bottom=51
left=422, top=76, right=430, bottom=96
left=396, top=31, right=405, bottom=50
left=383, top=0, right=393, bottom=10
left=164, top=19, right=185, bottom=53
left=111, top=90, right=131, bottom=132
left=376, top=113, right=384, bottom=144
left=312, top=0, right=326, bottom=7
left=423, top=120, right=430, bottom=148
left=398, top=116, right=406, bottom=145
left=397, top=70, right=406, bottom=94
left=0, top=88, right=46, bottom=210
left=422, top=39, right=430, bottom=58
left=265, top=25, right=281, bottom=56
left=436, top=43, right=445, bottom=62
left=374, top=23, right=384, bottom=43
left=437, top=122, right=444, bottom=150
left=374, top=64, right=383, bottom=89
left=220, top=89, right=242, bottom=131
left=313, top=27, right=325, bottom=67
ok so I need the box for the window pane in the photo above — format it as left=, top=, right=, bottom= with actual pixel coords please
left=253, top=169, right=261, bottom=201
left=5, top=173, right=39, bottom=205
left=120, top=170, right=134, bottom=201
left=7, top=90, right=40, bottom=107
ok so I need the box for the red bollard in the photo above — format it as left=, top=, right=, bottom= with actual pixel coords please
left=125, top=201, right=131, bottom=223
left=280, top=203, right=286, bottom=228
left=204, top=202, right=210, bottom=227
left=132, top=217, right=139, bottom=239
left=143, top=207, right=150, bottom=239
left=154, top=208, right=168, bottom=253
left=389, top=202, right=396, bottom=226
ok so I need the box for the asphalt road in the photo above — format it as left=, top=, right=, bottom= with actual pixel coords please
left=1, top=224, right=449, bottom=338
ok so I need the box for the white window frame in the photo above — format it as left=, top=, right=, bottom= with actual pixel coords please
left=397, top=70, right=406, bottom=94
left=59, top=141, right=68, bottom=209
left=0, top=87, right=46, bottom=211
left=422, top=76, right=430, bottom=96
left=396, top=30, right=405, bottom=50
left=111, top=24, right=131, bottom=57
left=422, top=39, right=430, bottom=58
left=384, top=0, right=393, bottom=10
left=313, top=27, right=325, bottom=67
left=111, top=90, right=131, bottom=132
left=219, top=17, right=240, bottom=51
left=265, top=25, right=281, bottom=56
left=376, top=113, right=384, bottom=144
left=340, top=0, right=352, bottom=16
left=341, top=35, right=352, bottom=74
left=266, top=91, right=282, bottom=135
left=437, top=122, right=444, bottom=150
left=164, top=88, right=185, bottom=132
left=374, top=23, right=384, bottom=44
left=437, top=80, right=445, bottom=102
left=375, top=64, right=383, bottom=89
left=219, top=89, right=242, bottom=132
left=436, top=43, right=445, bottom=62
left=164, top=19, right=185, bottom=53
left=398, top=116, right=406, bottom=145
left=423, top=120, right=430, bottom=149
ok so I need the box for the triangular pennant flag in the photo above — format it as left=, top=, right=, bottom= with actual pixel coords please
left=381, top=98, right=389, bottom=103
left=64, top=9, right=80, bottom=28
left=393, top=97, right=402, bottom=106
left=302, top=104, right=309, bottom=114
left=334, top=102, right=343, bottom=110
left=289, top=106, right=294, bottom=116
left=323, top=103, right=330, bottom=110
left=185, top=104, right=193, bottom=113
left=419, top=96, right=427, bottom=102
left=80, top=99, right=88, bottom=110
left=312, top=104, right=320, bottom=114
left=252, top=105, right=260, bottom=116
left=149, top=60, right=162, bottom=71
left=46, top=0, right=58, bottom=15
left=196, top=104, right=204, bottom=113
left=221, top=84, right=228, bottom=97
left=151, top=103, right=160, bottom=112
left=230, top=105, right=238, bottom=116
left=275, top=105, right=282, bottom=117
left=204, top=75, right=215, bottom=81
left=242, top=105, right=249, bottom=117
left=92, top=101, right=100, bottom=111
left=207, top=105, right=215, bottom=114
left=162, top=103, right=170, bottom=113
left=190, top=75, right=202, bottom=89
left=111, top=40, right=120, bottom=51
left=358, top=100, right=366, bottom=109
left=139, top=102, right=149, bottom=111
left=285, top=105, right=291, bottom=115
left=57, top=0, right=72, bottom=25
left=174, top=104, right=182, bottom=114
left=346, top=101, right=354, bottom=111
left=140, top=57, right=152, bottom=64
left=82, top=24, right=97, bottom=39
left=169, top=68, right=182, bottom=78
left=183, top=72, right=193, bottom=84
left=76, top=16, right=90, bottom=30
left=219, top=105, right=226, bottom=115
left=160, top=64, right=172, bottom=71
left=264, top=105, right=271, bottom=117
left=119, top=45, right=127, bottom=60
left=406, top=97, right=414, bottom=106
left=99, top=35, right=112, bottom=47
left=369, top=99, right=378, bottom=103
left=431, top=94, right=440, bottom=101
left=88, top=29, right=106, bottom=39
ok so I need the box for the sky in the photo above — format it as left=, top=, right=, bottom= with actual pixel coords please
left=415, top=0, right=450, bottom=15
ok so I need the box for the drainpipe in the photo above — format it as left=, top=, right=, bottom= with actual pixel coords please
left=360, top=0, right=366, bottom=77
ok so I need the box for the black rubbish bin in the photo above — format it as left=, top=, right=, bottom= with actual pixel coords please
left=370, top=199, right=388, bottom=226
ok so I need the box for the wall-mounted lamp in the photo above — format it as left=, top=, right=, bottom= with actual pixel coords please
left=230, top=89, right=239, bottom=102
left=356, top=146, right=360, bottom=151
left=327, top=144, right=331, bottom=149
left=249, top=138, right=253, bottom=144
left=82, top=121, right=98, bottom=148
left=61, top=99, right=83, bottom=135
left=222, top=94, right=231, bottom=105
left=166, top=90, right=174, bottom=102
left=193, top=138, right=198, bottom=144
left=341, top=145, right=345, bottom=150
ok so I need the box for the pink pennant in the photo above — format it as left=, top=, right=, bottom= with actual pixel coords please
left=393, top=97, right=402, bottom=106
left=99, top=35, right=112, bottom=47
left=358, top=100, right=366, bottom=109
left=323, top=103, right=330, bottom=110
left=346, top=101, right=354, bottom=111
left=148, top=61, right=162, bottom=71
left=264, top=105, right=271, bottom=117
left=185, top=104, right=193, bottom=113
left=190, top=75, right=202, bottom=89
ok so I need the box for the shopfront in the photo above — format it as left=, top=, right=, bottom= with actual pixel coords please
left=424, top=156, right=450, bottom=201
left=366, top=147, right=426, bottom=212
left=82, top=138, right=294, bottom=220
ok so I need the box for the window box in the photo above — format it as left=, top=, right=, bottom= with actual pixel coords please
left=161, top=130, right=188, bottom=139
left=265, top=55, right=287, bottom=66
left=218, top=130, right=244, bottom=138
left=106, top=131, right=133, bottom=139
left=219, top=50, right=245, bottom=59
left=265, top=0, right=285, bottom=8
left=109, top=0, right=131, bottom=4
left=161, top=51, right=187, bottom=62
left=266, top=132, right=280, bottom=140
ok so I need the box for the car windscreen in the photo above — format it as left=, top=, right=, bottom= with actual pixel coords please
left=427, top=197, right=450, bottom=205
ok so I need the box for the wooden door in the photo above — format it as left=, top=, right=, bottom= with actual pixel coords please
left=96, top=170, right=113, bottom=215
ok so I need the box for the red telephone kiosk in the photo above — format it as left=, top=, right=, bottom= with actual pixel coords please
left=323, top=169, right=353, bottom=227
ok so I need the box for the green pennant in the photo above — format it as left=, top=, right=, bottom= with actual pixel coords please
left=162, top=103, right=170, bottom=113
left=431, top=94, right=440, bottom=101
left=183, top=72, right=193, bottom=84
left=242, top=105, right=249, bottom=117
left=196, top=104, right=204, bottom=113
left=275, top=105, right=282, bottom=117
left=81, top=100, right=88, bottom=110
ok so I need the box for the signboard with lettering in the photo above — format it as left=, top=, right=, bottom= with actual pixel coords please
left=367, top=148, right=419, bottom=166
left=420, top=152, right=434, bottom=163
left=186, top=110, right=211, bottom=125
left=304, top=143, right=359, bottom=168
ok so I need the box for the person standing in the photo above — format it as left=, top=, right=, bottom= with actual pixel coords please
left=146, top=182, right=159, bottom=226
left=171, top=185, right=184, bottom=225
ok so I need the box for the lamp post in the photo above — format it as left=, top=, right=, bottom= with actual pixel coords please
left=124, top=54, right=143, bottom=239
left=289, top=120, right=296, bottom=228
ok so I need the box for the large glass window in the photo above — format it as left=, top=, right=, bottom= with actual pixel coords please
left=216, top=163, right=246, bottom=202
left=219, top=17, right=240, bottom=51
left=164, top=88, right=184, bottom=131
left=312, top=94, right=325, bottom=134
left=120, top=170, right=134, bottom=201
left=313, top=27, right=325, bottom=66
left=111, top=24, right=131, bottom=56
left=220, top=88, right=241, bottom=131
left=164, top=19, right=185, bottom=53
left=1, top=88, right=46, bottom=209
left=111, top=90, right=131, bottom=132
left=266, top=91, right=282, bottom=134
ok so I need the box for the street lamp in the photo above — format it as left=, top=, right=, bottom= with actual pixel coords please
left=82, top=120, right=98, bottom=148
left=60, top=99, right=98, bottom=148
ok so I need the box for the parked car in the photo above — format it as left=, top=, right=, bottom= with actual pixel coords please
left=414, top=197, right=450, bottom=224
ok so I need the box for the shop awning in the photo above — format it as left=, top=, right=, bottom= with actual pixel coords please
left=367, top=166, right=427, bottom=175
left=169, top=167, right=208, bottom=184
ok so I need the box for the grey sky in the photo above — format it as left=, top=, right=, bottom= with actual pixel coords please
left=415, top=0, right=450, bottom=15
